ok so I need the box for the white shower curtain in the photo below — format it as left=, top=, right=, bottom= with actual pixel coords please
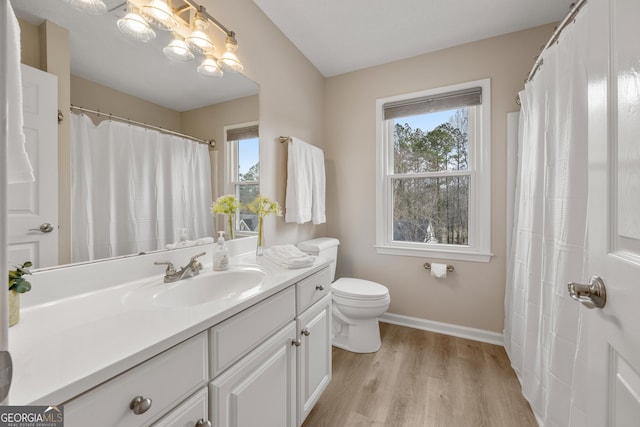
left=504, top=7, right=589, bottom=427
left=71, top=113, right=213, bottom=262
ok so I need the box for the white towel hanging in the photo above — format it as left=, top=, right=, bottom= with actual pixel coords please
left=285, top=137, right=326, bottom=224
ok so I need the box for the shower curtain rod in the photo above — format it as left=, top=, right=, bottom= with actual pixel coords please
left=69, top=105, right=216, bottom=148
left=526, top=0, right=587, bottom=83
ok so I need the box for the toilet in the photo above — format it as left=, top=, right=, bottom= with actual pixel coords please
left=298, top=238, right=390, bottom=353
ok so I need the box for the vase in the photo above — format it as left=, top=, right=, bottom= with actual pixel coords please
left=256, top=217, right=265, bottom=256
left=9, top=290, right=19, bottom=327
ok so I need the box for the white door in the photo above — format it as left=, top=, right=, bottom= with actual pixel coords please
left=8, top=64, right=58, bottom=269
left=584, top=0, right=640, bottom=425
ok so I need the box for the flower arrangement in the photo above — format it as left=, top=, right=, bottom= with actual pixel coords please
left=246, top=195, right=282, bottom=255
left=211, top=195, right=242, bottom=240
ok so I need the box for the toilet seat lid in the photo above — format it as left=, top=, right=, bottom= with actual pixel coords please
left=332, top=278, right=389, bottom=300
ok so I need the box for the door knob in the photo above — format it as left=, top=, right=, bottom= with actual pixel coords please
left=29, top=223, right=54, bottom=233
left=568, top=276, right=607, bottom=309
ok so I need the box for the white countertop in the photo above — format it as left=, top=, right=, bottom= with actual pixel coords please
left=7, top=253, right=330, bottom=405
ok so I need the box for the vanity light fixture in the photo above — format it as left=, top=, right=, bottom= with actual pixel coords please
left=185, top=12, right=215, bottom=55
left=63, top=0, right=245, bottom=78
left=141, top=0, right=178, bottom=31
left=117, top=4, right=157, bottom=42
left=163, top=35, right=195, bottom=62
left=217, top=33, right=244, bottom=73
left=197, top=56, right=224, bottom=78
left=62, top=0, right=107, bottom=14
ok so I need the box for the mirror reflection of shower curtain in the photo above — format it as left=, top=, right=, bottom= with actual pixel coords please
left=70, top=113, right=213, bottom=262
left=504, top=7, right=589, bottom=427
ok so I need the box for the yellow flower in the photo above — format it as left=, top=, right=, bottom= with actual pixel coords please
left=212, top=195, right=241, bottom=239
left=211, top=195, right=241, bottom=215
left=246, top=195, right=282, bottom=218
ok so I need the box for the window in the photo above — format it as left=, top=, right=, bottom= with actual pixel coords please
left=375, top=79, right=492, bottom=262
left=226, top=122, right=259, bottom=234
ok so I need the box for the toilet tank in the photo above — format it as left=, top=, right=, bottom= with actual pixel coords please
left=298, top=238, right=340, bottom=281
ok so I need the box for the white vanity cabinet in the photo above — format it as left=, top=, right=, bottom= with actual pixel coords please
left=65, top=332, right=209, bottom=427
left=209, top=266, right=332, bottom=427
left=296, top=294, right=332, bottom=426
left=49, top=264, right=332, bottom=427
left=295, top=267, right=332, bottom=426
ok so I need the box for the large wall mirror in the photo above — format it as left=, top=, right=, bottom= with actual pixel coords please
left=9, top=0, right=259, bottom=271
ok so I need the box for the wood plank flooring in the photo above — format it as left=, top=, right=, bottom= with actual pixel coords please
left=302, top=323, right=537, bottom=427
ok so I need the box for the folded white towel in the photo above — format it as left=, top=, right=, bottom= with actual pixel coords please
left=7, top=4, right=35, bottom=183
left=264, top=244, right=315, bottom=269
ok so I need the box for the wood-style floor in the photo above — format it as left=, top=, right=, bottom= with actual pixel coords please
left=302, top=323, right=537, bottom=427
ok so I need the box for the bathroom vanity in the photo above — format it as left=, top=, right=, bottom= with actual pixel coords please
left=7, top=241, right=332, bottom=427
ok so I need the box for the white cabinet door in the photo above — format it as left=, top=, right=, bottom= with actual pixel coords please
left=586, top=0, right=640, bottom=425
left=210, top=321, right=297, bottom=427
left=297, top=295, right=332, bottom=426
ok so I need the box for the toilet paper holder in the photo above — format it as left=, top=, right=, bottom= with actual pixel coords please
left=423, top=262, right=454, bottom=273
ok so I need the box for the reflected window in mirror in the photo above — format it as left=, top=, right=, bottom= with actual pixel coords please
left=226, top=123, right=260, bottom=234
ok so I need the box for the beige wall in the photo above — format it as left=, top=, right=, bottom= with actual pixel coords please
left=70, top=76, right=182, bottom=131
left=181, top=95, right=259, bottom=221
left=203, top=0, right=328, bottom=244
left=324, top=24, right=555, bottom=333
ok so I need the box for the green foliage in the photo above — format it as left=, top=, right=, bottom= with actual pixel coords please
left=8, top=261, right=32, bottom=294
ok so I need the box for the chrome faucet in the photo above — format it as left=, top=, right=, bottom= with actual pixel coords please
left=155, top=252, right=206, bottom=283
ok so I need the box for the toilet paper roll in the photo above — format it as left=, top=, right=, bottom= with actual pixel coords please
left=431, top=263, right=447, bottom=279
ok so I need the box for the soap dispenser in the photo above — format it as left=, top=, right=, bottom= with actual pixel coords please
left=213, top=231, right=229, bottom=271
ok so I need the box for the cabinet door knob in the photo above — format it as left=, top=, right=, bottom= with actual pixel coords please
left=129, top=396, right=152, bottom=415
left=301, top=328, right=311, bottom=336
left=315, top=284, right=325, bottom=291
left=195, top=419, right=212, bottom=427
left=291, top=338, right=302, bottom=347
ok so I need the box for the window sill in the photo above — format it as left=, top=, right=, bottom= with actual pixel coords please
left=374, top=244, right=493, bottom=263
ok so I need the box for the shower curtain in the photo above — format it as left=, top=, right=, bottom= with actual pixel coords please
left=504, top=7, right=589, bottom=427
left=71, top=113, right=213, bottom=262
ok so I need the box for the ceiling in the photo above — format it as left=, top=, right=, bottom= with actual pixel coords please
left=11, top=0, right=258, bottom=112
left=251, top=0, right=575, bottom=77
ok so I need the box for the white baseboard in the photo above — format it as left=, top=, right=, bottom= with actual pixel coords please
left=379, top=312, right=504, bottom=346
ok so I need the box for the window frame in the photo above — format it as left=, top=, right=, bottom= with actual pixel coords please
left=224, top=121, right=259, bottom=236
left=375, top=79, right=492, bottom=262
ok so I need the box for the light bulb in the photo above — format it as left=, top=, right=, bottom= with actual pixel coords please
left=117, top=5, right=156, bottom=42
left=197, top=56, right=223, bottom=78
left=163, top=36, right=195, bottom=62
left=141, top=0, right=177, bottom=31
left=217, top=35, right=244, bottom=73
left=186, top=14, right=215, bottom=55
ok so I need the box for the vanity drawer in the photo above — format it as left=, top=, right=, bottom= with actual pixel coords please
left=152, top=387, right=208, bottom=427
left=65, top=332, right=208, bottom=427
left=210, top=286, right=295, bottom=377
left=296, top=267, right=331, bottom=315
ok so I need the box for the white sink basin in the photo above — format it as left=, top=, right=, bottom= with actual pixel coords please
left=123, top=266, right=267, bottom=308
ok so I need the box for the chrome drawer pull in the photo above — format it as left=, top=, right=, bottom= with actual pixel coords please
left=291, top=339, right=302, bottom=347
left=301, top=328, right=311, bottom=336
left=195, top=419, right=212, bottom=427
left=315, top=284, right=325, bottom=291
left=129, top=396, right=152, bottom=415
